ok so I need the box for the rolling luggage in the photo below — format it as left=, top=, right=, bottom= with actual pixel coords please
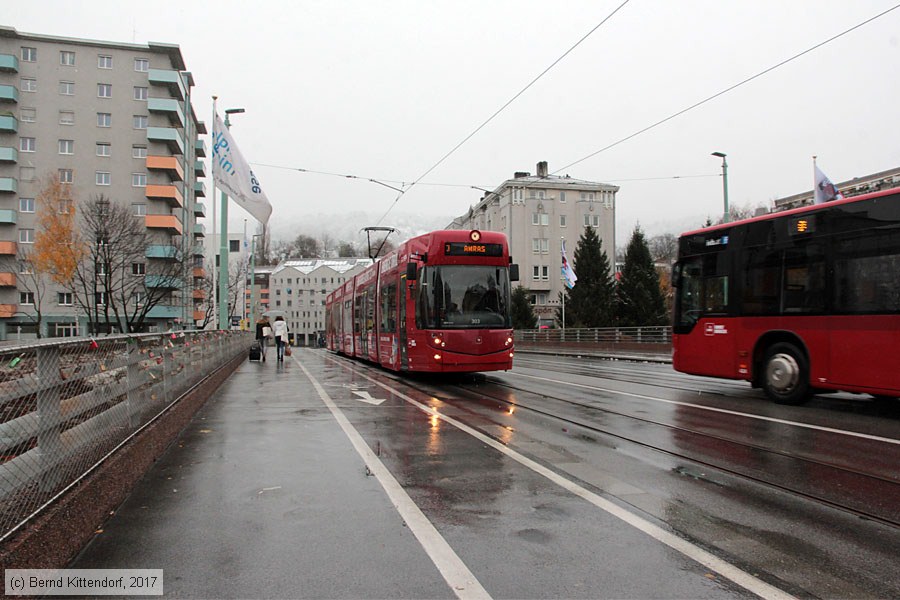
left=249, top=341, right=261, bottom=362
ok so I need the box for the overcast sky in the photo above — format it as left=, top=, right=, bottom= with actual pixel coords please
left=7, top=1, right=900, bottom=242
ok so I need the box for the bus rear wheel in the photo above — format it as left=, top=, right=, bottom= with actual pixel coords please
left=763, top=342, right=811, bottom=405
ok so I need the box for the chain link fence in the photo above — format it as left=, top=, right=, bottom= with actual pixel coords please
left=0, top=330, right=250, bottom=542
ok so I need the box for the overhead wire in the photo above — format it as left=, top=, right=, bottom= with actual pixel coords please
left=553, top=2, right=900, bottom=176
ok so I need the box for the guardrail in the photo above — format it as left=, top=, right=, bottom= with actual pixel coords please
left=0, top=330, right=250, bottom=542
left=516, top=326, right=672, bottom=344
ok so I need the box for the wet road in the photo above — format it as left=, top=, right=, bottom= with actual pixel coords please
left=72, top=349, right=900, bottom=599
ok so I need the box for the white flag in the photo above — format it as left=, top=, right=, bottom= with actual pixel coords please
left=561, top=239, right=577, bottom=289
left=212, top=113, right=272, bottom=224
left=813, top=165, right=843, bottom=205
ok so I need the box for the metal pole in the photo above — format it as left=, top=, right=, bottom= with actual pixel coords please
left=249, top=235, right=257, bottom=333
left=721, top=156, right=730, bottom=223
left=217, top=112, right=231, bottom=331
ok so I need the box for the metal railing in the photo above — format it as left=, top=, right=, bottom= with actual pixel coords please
left=515, top=326, right=672, bottom=345
left=0, top=330, right=250, bottom=541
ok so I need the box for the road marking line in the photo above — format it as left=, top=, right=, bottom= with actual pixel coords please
left=514, top=372, right=900, bottom=445
left=345, top=367, right=796, bottom=600
left=294, top=359, right=491, bottom=600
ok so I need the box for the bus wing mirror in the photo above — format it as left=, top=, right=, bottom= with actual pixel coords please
left=406, top=262, right=418, bottom=281
left=671, top=263, right=681, bottom=288
left=509, top=264, right=519, bottom=282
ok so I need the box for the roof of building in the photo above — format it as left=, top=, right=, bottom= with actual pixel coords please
left=272, top=258, right=369, bottom=275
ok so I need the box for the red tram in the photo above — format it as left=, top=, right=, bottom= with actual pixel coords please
left=325, top=229, right=519, bottom=373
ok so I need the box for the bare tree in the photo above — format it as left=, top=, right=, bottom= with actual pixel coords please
left=5, top=247, right=47, bottom=337
left=70, top=195, right=188, bottom=334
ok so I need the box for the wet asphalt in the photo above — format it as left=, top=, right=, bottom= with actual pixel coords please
left=71, top=348, right=765, bottom=599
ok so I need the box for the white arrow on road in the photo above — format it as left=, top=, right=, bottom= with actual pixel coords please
left=352, top=390, right=386, bottom=406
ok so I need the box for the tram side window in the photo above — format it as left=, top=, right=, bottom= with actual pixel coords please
left=833, top=229, right=900, bottom=314
left=354, top=294, right=364, bottom=333
left=380, top=281, right=397, bottom=333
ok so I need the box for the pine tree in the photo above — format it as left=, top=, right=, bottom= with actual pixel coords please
left=567, top=226, right=616, bottom=327
left=510, top=286, right=538, bottom=329
left=617, top=225, right=668, bottom=326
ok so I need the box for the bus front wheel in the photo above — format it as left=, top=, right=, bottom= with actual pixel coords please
left=762, top=343, right=811, bottom=405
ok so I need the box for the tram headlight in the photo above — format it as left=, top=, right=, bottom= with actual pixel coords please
left=434, top=353, right=442, bottom=361
left=433, top=336, right=443, bottom=347
left=505, top=336, right=513, bottom=346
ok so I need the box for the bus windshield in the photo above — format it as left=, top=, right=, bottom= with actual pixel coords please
left=416, top=265, right=511, bottom=329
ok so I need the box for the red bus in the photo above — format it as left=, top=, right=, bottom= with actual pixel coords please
left=672, top=188, right=900, bottom=405
left=325, top=229, right=519, bottom=373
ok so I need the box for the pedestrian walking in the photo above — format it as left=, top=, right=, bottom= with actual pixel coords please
left=273, top=315, right=289, bottom=362
left=256, top=316, right=271, bottom=362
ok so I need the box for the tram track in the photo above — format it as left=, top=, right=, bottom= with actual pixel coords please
left=425, top=374, right=900, bottom=530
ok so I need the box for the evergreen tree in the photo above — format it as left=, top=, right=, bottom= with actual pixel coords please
left=567, top=226, right=616, bottom=327
left=617, top=225, right=668, bottom=326
left=510, top=286, right=538, bottom=329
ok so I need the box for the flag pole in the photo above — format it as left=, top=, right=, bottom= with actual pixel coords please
left=217, top=110, right=230, bottom=330
left=561, top=236, right=566, bottom=332
left=210, top=96, right=218, bottom=329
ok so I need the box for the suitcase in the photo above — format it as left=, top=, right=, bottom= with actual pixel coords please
left=249, top=341, right=261, bottom=361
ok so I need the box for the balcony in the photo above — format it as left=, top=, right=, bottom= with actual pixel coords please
left=0, top=147, right=16, bottom=162
left=0, top=177, right=16, bottom=194
left=192, top=309, right=206, bottom=321
left=195, top=120, right=207, bottom=136
left=147, top=69, right=186, bottom=100
left=145, top=244, right=181, bottom=260
left=0, top=54, right=18, bottom=73
left=147, top=304, right=183, bottom=319
left=192, top=243, right=205, bottom=257
left=145, top=275, right=182, bottom=290
left=192, top=289, right=207, bottom=300
left=148, top=97, right=185, bottom=128
left=192, top=266, right=207, bottom=279
left=0, top=115, right=17, bottom=133
left=0, top=241, right=16, bottom=255
left=194, top=202, right=206, bottom=218
left=145, top=214, right=183, bottom=235
left=145, top=184, right=184, bottom=208
left=0, top=209, right=16, bottom=224
left=194, top=159, right=205, bottom=178
left=194, top=181, right=206, bottom=198
left=0, top=85, right=18, bottom=104
left=195, top=138, right=206, bottom=157
left=146, top=155, right=184, bottom=181
left=0, top=304, right=15, bottom=318
left=193, top=223, right=206, bottom=237
left=0, top=272, right=16, bottom=286
left=146, top=127, right=184, bottom=155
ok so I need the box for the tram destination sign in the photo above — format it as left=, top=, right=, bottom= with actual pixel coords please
left=444, top=242, right=504, bottom=257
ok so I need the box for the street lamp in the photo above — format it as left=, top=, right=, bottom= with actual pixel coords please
left=711, top=152, right=730, bottom=223
left=217, top=106, right=245, bottom=330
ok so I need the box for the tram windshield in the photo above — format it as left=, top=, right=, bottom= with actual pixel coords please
left=416, top=265, right=511, bottom=329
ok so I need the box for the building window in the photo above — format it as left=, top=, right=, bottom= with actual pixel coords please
left=132, top=262, right=146, bottom=276
left=19, top=137, right=36, bottom=153
left=95, top=292, right=108, bottom=306
left=583, top=214, right=600, bottom=228
left=21, top=108, right=36, bottom=123
left=133, top=115, right=148, bottom=129
left=134, top=58, right=149, bottom=72
left=132, top=173, right=146, bottom=187
left=59, top=169, right=73, bottom=184
left=58, top=292, right=73, bottom=306
left=58, top=139, right=74, bottom=155
left=229, top=240, right=241, bottom=252
left=59, top=81, right=75, bottom=95
left=21, top=47, right=37, bottom=62
left=20, top=78, right=36, bottom=92
left=531, top=238, right=549, bottom=254
left=20, top=292, right=35, bottom=305
left=97, top=83, right=112, bottom=98
left=19, top=198, right=35, bottom=213
left=560, top=215, right=567, bottom=227
left=541, top=266, right=549, bottom=280
left=531, top=212, right=549, bottom=226
left=96, top=143, right=111, bottom=157
left=132, top=145, right=147, bottom=158
left=60, top=50, right=76, bottom=66
left=59, top=110, right=74, bottom=125
left=96, top=171, right=111, bottom=186
left=19, top=229, right=35, bottom=244
left=560, top=191, right=566, bottom=203
left=98, top=54, right=113, bottom=69
left=97, top=112, right=111, bottom=127
left=133, top=86, right=148, bottom=101
left=133, top=292, right=145, bottom=306
left=132, top=203, right=147, bottom=216
left=532, top=265, right=540, bottom=280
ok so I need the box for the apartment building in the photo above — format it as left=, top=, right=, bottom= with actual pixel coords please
left=0, top=27, right=207, bottom=339
left=266, top=258, right=368, bottom=346
left=449, top=161, right=618, bottom=327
